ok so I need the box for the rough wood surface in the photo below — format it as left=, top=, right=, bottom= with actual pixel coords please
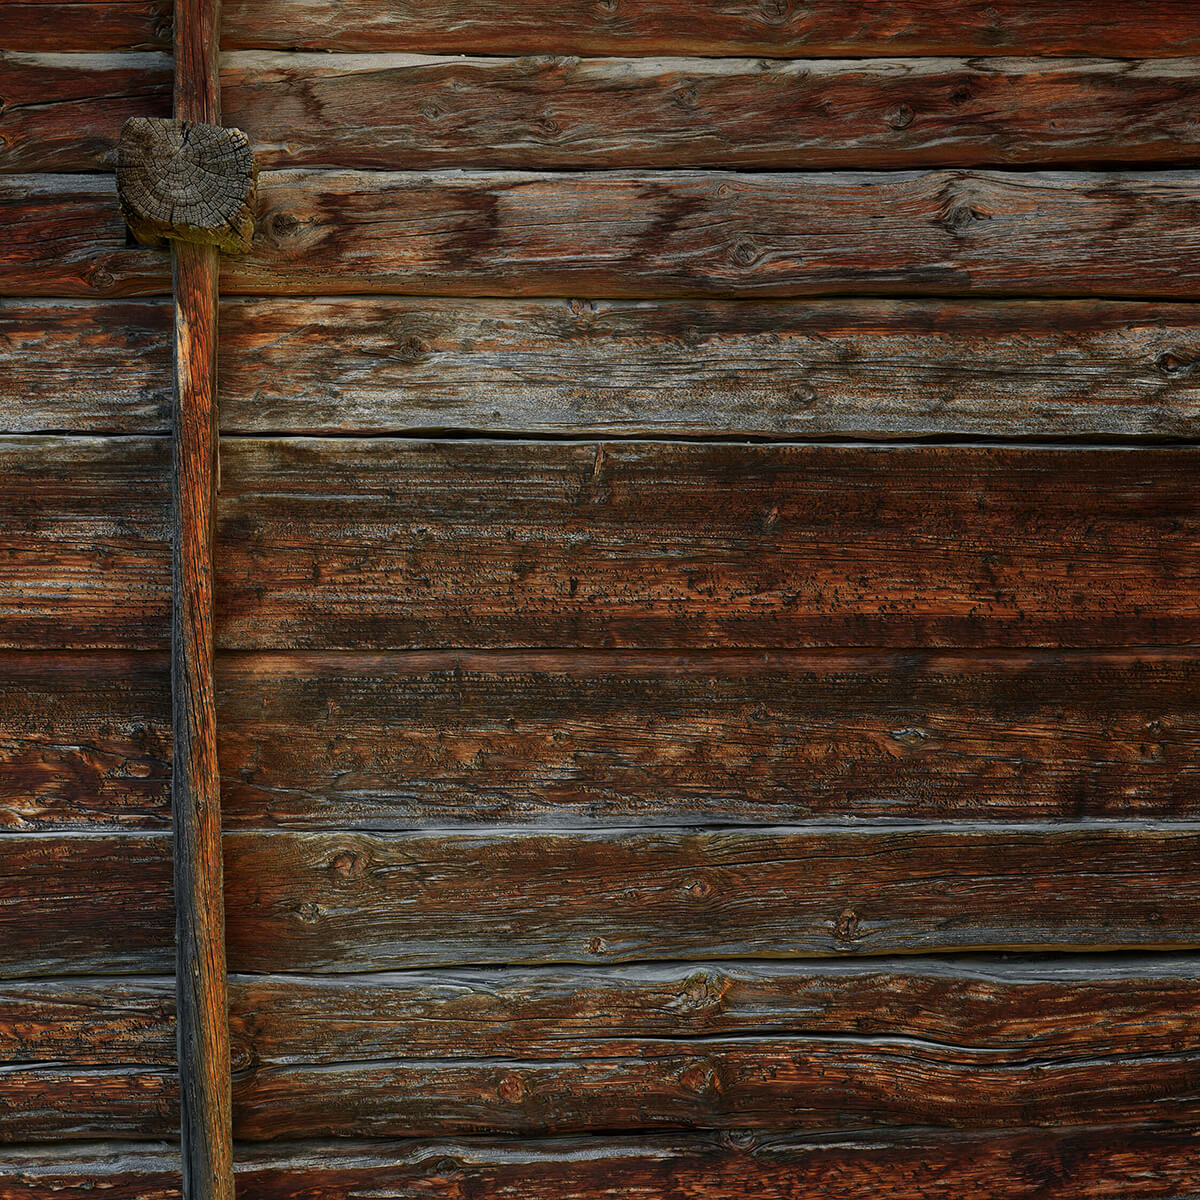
left=0, top=176, right=169, bottom=297
left=214, top=649, right=1200, bottom=829
left=227, top=168, right=1200, bottom=299
left=0, top=52, right=171, bottom=173
left=0, top=652, right=169, bottom=830
left=13, top=170, right=1200, bottom=299
left=0, top=301, right=171, bottom=434
left=0, top=2, right=170, bottom=51
left=0, top=834, right=171, bottom=977
left=224, top=958, right=1200, bottom=1063
left=222, top=826, right=1200, bottom=970
left=0, top=436, right=168, bottom=649
left=118, top=118, right=256, bottom=252
left=218, top=0, right=1200, bottom=58
left=216, top=297, right=1200, bottom=439
left=222, top=53, right=1200, bottom=171
left=213, top=440, right=1200, bottom=650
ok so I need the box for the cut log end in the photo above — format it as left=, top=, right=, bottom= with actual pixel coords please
left=117, top=117, right=257, bottom=254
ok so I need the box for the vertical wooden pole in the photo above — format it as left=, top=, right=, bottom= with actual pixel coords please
left=172, top=0, right=234, bottom=1196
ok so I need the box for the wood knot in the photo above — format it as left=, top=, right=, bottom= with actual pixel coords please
left=116, top=117, right=257, bottom=253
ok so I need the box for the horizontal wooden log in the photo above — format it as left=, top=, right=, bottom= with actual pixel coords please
left=0, top=52, right=171, bottom=173
left=0, top=834, right=171, bottom=976
left=223, top=827, right=1200, bottom=970
left=0, top=302, right=171, bottom=435
left=214, top=440, right=1200, bottom=650
left=223, top=53, right=1200, bottom=171
left=216, top=649, right=1200, bottom=829
left=0, top=176, right=168, bottom=298
left=234, top=1034, right=1200, bottom=1139
left=228, top=957, right=1200, bottom=1063
left=217, top=295, right=1200, bottom=439
left=0, top=3, right=170, bottom=51
left=0, top=652, right=169, bottom=830
left=218, top=0, right=1200, bottom=58
left=0, top=437, right=168, bottom=649
left=226, top=169, right=1200, bottom=299
left=6, top=1127, right=1200, bottom=1200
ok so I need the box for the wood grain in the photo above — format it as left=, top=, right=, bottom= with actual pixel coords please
left=227, top=168, right=1200, bottom=299
left=0, top=834, right=171, bottom=977
left=213, top=440, right=1200, bottom=650
left=0, top=176, right=169, bottom=297
left=0, top=652, right=169, bottom=830
left=0, top=52, right=171, bottom=172
left=223, top=53, right=1200, bottom=171
left=216, top=297, right=1200, bottom=439
left=222, top=826, right=1200, bottom=971
left=219, top=0, right=1200, bottom=58
left=0, top=2, right=170, bottom=51
left=215, top=649, right=1200, bottom=829
left=0, top=436, right=168, bottom=649
left=5, top=1128, right=1200, bottom=1200
left=0, top=301, right=171, bottom=434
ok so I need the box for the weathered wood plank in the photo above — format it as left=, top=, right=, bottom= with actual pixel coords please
left=0, top=1066, right=176, bottom=1141
left=0, top=301, right=171, bottom=435
left=223, top=54, right=1200, bottom=172
left=216, top=649, right=1200, bottom=829
left=0, top=652, right=169, bottom=830
left=214, top=440, right=1200, bottom=650
left=171, top=0, right=234, bottom=1190
left=223, top=827, right=1200, bottom=971
left=0, top=176, right=169, bottom=298
left=0, top=437, right=168, bottom=650
left=225, top=169, right=1200, bottom=299
left=234, top=1034, right=1200, bottom=1139
left=228, top=958, right=1200, bottom=1063
left=0, top=52, right=172, bottom=173
left=217, top=297, right=1200, bottom=439
left=5, top=1128, right=1200, bottom=1200
left=219, top=0, right=1200, bottom=59
left=0, top=3, right=171, bottom=51
left=0, top=834, right=171, bottom=977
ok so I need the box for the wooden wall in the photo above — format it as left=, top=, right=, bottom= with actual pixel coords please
left=4, top=1, right=1200, bottom=1194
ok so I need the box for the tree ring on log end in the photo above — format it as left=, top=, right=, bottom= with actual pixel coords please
left=117, top=117, right=257, bottom=254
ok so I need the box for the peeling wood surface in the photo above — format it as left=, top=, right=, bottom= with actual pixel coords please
left=0, top=437, right=168, bottom=649
left=227, top=169, right=1200, bottom=299
left=214, top=440, right=1200, bottom=650
left=215, top=649, right=1200, bottom=829
left=0, top=652, right=169, bottom=830
left=216, top=297, right=1200, bottom=439
left=221, top=826, right=1200, bottom=970
left=218, top=0, right=1200, bottom=58
left=0, top=301, right=171, bottom=434
left=0, top=52, right=171, bottom=173
left=223, top=54, right=1200, bottom=171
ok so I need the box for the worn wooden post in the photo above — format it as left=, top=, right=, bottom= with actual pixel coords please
left=171, top=0, right=234, bottom=1195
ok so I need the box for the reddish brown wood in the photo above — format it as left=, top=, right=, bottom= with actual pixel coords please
left=0, top=301, right=171, bottom=434
left=0, top=834, right=172, bottom=976
left=226, top=168, right=1200, bottom=299
left=219, top=0, right=1200, bottom=58
left=0, top=2, right=170, bottom=51
left=215, top=297, right=1200, bottom=439
left=215, top=649, right=1200, bottom=829
left=213, top=441, right=1200, bottom=650
left=0, top=437, right=168, bottom=650
left=0, top=52, right=172, bottom=172
left=223, top=54, right=1200, bottom=171
left=222, top=826, right=1200, bottom=971
left=0, top=652, right=169, bottom=830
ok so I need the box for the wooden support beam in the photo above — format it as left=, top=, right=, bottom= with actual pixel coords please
left=171, top=0, right=234, bottom=1197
